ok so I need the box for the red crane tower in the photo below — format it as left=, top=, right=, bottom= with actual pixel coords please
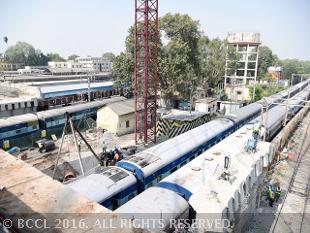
left=134, top=0, right=159, bottom=144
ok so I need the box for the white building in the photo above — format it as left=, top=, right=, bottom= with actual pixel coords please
left=48, top=61, right=68, bottom=68
left=194, top=97, right=218, bottom=114
left=224, top=32, right=261, bottom=101
left=97, top=99, right=135, bottom=136
left=75, top=56, right=112, bottom=73
left=48, top=56, right=112, bottom=73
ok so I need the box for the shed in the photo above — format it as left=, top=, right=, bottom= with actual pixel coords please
left=194, top=97, right=218, bottom=114
left=97, top=99, right=135, bottom=135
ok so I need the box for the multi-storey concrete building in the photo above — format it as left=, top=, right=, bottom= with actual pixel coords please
left=48, top=56, right=112, bottom=73
left=224, top=32, right=261, bottom=101
left=75, top=56, right=112, bottom=73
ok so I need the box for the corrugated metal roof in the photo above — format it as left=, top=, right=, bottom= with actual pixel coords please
left=40, top=81, right=114, bottom=94
left=162, top=110, right=207, bottom=121
left=37, top=96, right=126, bottom=119
left=0, top=113, right=38, bottom=127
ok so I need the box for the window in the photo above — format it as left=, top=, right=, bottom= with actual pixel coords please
left=128, top=193, right=135, bottom=201
left=180, top=161, right=186, bottom=167
left=5, top=104, right=8, bottom=111
left=156, top=175, right=162, bottom=183
left=16, top=129, right=21, bottom=134
left=237, top=91, right=242, bottom=95
left=170, top=167, right=177, bottom=174
left=126, top=120, right=130, bottom=128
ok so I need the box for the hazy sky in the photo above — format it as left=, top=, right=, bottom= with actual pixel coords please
left=1, top=0, right=310, bottom=60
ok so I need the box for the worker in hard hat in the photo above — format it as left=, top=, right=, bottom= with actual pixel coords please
left=253, top=122, right=260, bottom=140
left=275, top=182, right=282, bottom=202
left=268, top=184, right=275, bottom=207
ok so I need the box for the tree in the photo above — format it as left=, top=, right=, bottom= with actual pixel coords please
left=249, top=85, right=263, bottom=101
left=3, top=36, right=8, bottom=45
left=47, top=53, right=65, bottom=62
left=68, top=54, right=79, bottom=60
left=200, top=38, right=239, bottom=93
left=102, top=52, right=116, bottom=62
left=257, top=46, right=278, bottom=80
left=112, top=52, right=134, bottom=89
left=5, top=41, right=48, bottom=66
left=112, top=13, right=239, bottom=100
left=280, top=59, right=310, bottom=80
left=113, top=13, right=204, bottom=99
left=159, top=13, right=202, bottom=98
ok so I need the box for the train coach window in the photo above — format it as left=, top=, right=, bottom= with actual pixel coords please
left=170, top=167, right=177, bottom=174
left=156, top=175, right=162, bottom=183
left=16, top=129, right=21, bottom=134
left=180, top=161, right=186, bottom=167
left=128, top=193, right=135, bottom=201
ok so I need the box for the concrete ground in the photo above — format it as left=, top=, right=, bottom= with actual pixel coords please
left=23, top=129, right=136, bottom=180
left=245, top=112, right=310, bottom=233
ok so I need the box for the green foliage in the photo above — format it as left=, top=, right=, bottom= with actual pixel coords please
left=257, top=46, right=278, bottom=80
left=201, top=38, right=239, bottom=91
left=47, top=53, right=65, bottom=62
left=280, top=59, right=310, bottom=80
left=112, top=52, right=134, bottom=90
left=5, top=41, right=48, bottom=66
left=102, top=52, right=116, bottom=62
left=249, top=84, right=285, bottom=102
left=68, top=54, right=79, bottom=60
left=249, top=85, right=263, bottom=101
left=112, top=13, right=239, bottom=99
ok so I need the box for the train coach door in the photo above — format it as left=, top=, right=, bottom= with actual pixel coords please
left=111, top=198, right=119, bottom=210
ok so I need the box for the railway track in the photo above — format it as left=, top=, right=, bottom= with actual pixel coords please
left=271, top=113, right=310, bottom=233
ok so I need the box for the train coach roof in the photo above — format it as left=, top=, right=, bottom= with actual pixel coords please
left=37, top=96, right=126, bottom=119
left=67, top=166, right=136, bottom=204
left=189, top=141, right=271, bottom=220
left=265, top=88, right=310, bottom=128
left=157, top=122, right=262, bottom=196
left=115, top=186, right=189, bottom=216
left=0, top=113, right=38, bottom=128
left=119, top=117, right=234, bottom=178
left=228, top=103, right=261, bottom=122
